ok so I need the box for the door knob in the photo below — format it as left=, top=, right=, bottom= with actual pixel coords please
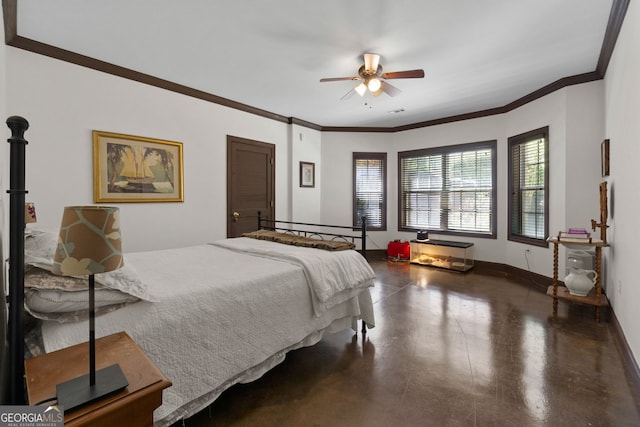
left=233, top=211, right=240, bottom=222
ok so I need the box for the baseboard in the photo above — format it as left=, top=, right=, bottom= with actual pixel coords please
left=363, top=249, right=391, bottom=260
left=468, top=260, right=553, bottom=292
left=611, top=310, right=640, bottom=411
left=365, top=251, right=554, bottom=292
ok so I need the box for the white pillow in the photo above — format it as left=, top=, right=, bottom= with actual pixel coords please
left=24, top=266, right=142, bottom=323
left=24, top=228, right=59, bottom=271
left=96, top=263, right=156, bottom=302
left=25, top=288, right=139, bottom=323
left=25, top=288, right=139, bottom=313
left=24, top=228, right=155, bottom=302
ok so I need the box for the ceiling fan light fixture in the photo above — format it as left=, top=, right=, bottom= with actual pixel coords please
left=320, top=53, right=424, bottom=101
left=367, top=77, right=381, bottom=92
left=363, top=53, right=380, bottom=74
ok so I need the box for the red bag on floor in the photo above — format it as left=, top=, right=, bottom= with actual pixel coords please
left=387, top=240, right=410, bottom=260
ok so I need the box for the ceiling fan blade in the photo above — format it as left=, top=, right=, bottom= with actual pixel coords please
left=320, top=76, right=360, bottom=82
left=363, top=53, right=380, bottom=74
left=381, top=69, right=425, bottom=79
left=340, top=88, right=357, bottom=100
left=381, top=81, right=402, bottom=97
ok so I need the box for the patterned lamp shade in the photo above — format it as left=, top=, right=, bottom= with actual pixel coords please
left=53, top=206, right=124, bottom=276
left=25, top=203, right=37, bottom=224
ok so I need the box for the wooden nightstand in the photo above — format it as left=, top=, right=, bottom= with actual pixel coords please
left=25, top=332, right=171, bottom=426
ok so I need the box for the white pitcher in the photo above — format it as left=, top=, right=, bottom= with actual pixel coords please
left=564, top=268, right=598, bottom=296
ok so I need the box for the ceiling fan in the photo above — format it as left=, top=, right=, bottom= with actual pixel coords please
left=320, top=53, right=425, bottom=100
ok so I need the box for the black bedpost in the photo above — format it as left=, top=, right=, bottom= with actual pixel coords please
left=257, top=211, right=262, bottom=231
left=360, top=216, right=368, bottom=335
left=360, top=216, right=367, bottom=260
left=6, top=116, right=29, bottom=405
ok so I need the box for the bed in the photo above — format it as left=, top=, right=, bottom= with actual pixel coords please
left=4, top=115, right=375, bottom=426
left=23, top=229, right=375, bottom=426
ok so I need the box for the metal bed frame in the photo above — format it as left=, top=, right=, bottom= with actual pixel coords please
left=257, top=212, right=367, bottom=260
left=257, top=212, right=370, bottom=334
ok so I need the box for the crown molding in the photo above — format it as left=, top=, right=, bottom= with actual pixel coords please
left=2, top=0, right=629, bottom=134
left=597, top=0, right=630, bottom=77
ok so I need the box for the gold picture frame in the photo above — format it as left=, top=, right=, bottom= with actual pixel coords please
left=93, top=130, right=184, bottom=203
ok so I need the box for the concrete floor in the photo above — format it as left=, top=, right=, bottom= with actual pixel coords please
left=175, top=254, right=640, bottom=426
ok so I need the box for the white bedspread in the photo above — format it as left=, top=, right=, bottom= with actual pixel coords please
left=41, top=241, right=375, bottom=426
left=210, top=237, right=375, bottom=315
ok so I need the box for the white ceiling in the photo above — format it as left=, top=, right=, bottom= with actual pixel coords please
left=14, top=0, right=613, bottom=128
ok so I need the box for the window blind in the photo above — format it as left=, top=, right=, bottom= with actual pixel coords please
left=509, top=132, right=547, bottom=241
left=399, top=141, right=496, bottom=237
left=353, top=153, right=386, bottom=230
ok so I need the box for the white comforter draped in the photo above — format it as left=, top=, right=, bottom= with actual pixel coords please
left=210, top=237, right=375, bottom=315
left=41, top=241, right=375, bottom=426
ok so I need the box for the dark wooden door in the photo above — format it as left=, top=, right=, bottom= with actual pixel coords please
left=227, top=136, right=275, bottom=237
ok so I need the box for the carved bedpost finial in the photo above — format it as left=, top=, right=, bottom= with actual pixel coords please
left=6, top=116, right=29, bottom=144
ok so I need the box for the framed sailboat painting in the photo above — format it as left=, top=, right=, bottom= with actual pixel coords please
left=93, top=130, right=184, bottom=203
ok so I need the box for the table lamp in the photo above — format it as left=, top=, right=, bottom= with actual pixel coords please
left=52, top=205, right=128, bottom=411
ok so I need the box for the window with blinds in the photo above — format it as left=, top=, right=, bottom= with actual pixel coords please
left=353, top=152, right=386, bottom=230
left=398, top=141, right=496, bottom=237
left=508, top=127, right=549, bottom=246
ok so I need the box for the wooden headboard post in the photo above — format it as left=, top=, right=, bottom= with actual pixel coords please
left=5, top=116, right=29, bottom=404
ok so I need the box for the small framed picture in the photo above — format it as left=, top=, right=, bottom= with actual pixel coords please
left=601, top=139, right=610, bottom=177
left=299, top=161, right=315, bottom=188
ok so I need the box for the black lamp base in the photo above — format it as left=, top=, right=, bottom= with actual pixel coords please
left=56, top=364, right=128, bottom=412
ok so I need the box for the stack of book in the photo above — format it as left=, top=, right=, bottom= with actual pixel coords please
left=568, top=228, right=589, bottom=236
left=557, top=228, right=592, bottom=242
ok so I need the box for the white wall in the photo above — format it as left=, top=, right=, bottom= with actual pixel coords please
left=506, top=82, right=604, bottom=276
left=321, top=84, right=604, bottom=277
left=4, top=47, right=294, bottom=252
left=291, top=124, right=322, bottom=223
left=1, top=13, right=9, bottom=402
left=0, top=17, right=7, bottom=265
left=321, top=132, right=392, bottom=251
left=604, top=0, right=640, bottom=366
left=564, top=82, right=605, bottom=229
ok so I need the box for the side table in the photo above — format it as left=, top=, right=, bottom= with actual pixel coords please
left=25, top=331, right=171, bottom=426
left=546, top=236, right=609, bottom=321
